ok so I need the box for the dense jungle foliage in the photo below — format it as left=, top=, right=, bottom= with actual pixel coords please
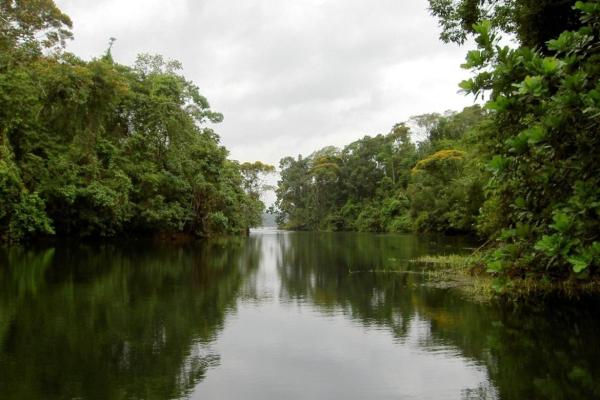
left=276, top=1, right=600, bottom=284
left=0, top=1, right=269, bottom=242
left=275, top=106, right=486, bottom=234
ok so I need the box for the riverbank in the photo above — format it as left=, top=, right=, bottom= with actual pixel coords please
left=412, top=254, right=600, bottom=303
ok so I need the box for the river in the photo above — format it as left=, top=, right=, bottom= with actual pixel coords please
left=0, top=230, right=598, bottom=399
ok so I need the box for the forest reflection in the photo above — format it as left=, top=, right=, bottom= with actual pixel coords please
left=0, top=238, right=262, bottom=400
left=273, top=232, right=600, bottom=400
left=1, top=232, right=599, bottom=400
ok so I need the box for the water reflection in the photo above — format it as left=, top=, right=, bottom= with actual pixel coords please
left=0, top=232, right=599, bottom=399
left=269, top=232, right=600, bottom=400
left=0, top=239, right=261, bottom=400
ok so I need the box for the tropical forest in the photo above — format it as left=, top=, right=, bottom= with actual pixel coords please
left=1, top=0, right=599, bottom=399
left=276, top=1, right=600, bottom=293
left=0, top=2, right=268, bottom=242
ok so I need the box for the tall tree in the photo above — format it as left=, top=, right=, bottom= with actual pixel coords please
left=446, top=2, right=600, bottom=279
left=0, top=1, right=264, bottom=241
left=0, top=0, right=72, bottom=53
left=428, top=0, right=580, bottom=50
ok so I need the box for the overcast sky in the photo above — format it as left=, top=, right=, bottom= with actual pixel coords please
left=55, top=0, right=475, bottom=170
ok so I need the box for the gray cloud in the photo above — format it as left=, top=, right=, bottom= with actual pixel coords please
left=56, top=0, right=475, bottom=168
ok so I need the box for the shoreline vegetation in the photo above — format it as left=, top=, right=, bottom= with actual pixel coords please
left=411, top=253, right=600, bottom=302
left=274, top=1, right=600, bottom=299
left=2, top=2, right=599, bottom=301
left=0, top=3, right=274, bottom=243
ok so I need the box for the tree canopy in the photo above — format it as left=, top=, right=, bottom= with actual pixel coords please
left=456, top=2, right=600, bottom=280
left=0, top=0, right=73, bottom=52
left=276, top=1, right=600, bottom=286
left=0, top=1, right=268, bottom=241
left=275, top=106, right=486, bottom=234
left=428, top=0, right=581, bottom=49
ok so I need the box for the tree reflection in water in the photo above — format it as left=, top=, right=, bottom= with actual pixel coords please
left=0, top=238, right=262, bottom=400
left=1, top=232, right=599, bottom=400
left=274, top=232, right=600, bottom=400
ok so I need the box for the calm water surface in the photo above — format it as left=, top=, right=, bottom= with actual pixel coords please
left=1, top=230, right=599, bottom=399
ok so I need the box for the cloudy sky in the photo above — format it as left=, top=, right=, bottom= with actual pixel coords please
left=55, top=0, right=475, bottom=170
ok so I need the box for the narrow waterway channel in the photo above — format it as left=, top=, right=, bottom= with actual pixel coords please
left=1, top=230, right=598, bottom=399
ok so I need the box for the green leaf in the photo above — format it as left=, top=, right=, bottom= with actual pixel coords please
left=524, top=126, right=546, bottom=145
left=473, top=20, right=495, bottom=50
left=535, top=235, right=560, bottom=256
left=500, top=229, right=516, bottom=240
left=459, top=79, right=474, bottom=91
left=491, top=278, right=506, bottom=292
left=505, top=133, right=529, bottom=154
left=547, top=32, right=571, bottom=52
left=486, top=260, right=503, bottom=273
left=488, top=155, right=508, bottom=172
left=568, top=255, right=590, bottom=274
left=551, top=212, right=572, bottom=233
left=465, top=50, right=485, bottom=68
left=591, top=242, right=600, bottom=256
left=514, top=197, right=526, bottom=208
left=575, top=1, right=600, bottom=18
left=473, top=20, right=492, bottom=36
left=541, top=57, right=560, bottom=75
left=518, top=75, right=545, bottom=96
left=486, top=95, right=509, bottom=112
left=515, top=223, right=530, bottom=238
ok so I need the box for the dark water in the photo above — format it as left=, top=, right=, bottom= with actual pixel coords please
left=1, top=230, right=599, bottom=400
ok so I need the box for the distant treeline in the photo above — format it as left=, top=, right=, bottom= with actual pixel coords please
left=277, top=0, right=600, bottom=284
left=0, top=2, right=271, bottom=241
left=275, top=106, right=486, bottom=235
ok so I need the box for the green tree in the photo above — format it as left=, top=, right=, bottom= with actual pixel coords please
left=0, top=1, right=262, bottom=241
left=428, top=0, right=580, bottom=49
left=238, top=161, right=275, bottom=228
left=275, top=124, right=419, bottom=232
left=0, top=0, right=72, bottom=53
left=275, top=155, right=313, bottom=229
left=452, top=2, right=600, bottom=280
